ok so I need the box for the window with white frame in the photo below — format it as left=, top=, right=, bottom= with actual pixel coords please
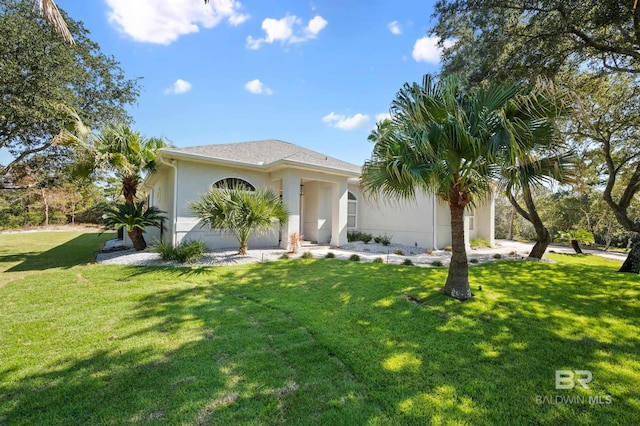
left=347, top=191, right=357, bottom=228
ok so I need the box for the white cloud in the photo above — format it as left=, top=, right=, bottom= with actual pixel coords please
left=164, top=79, right=192, bottom=95
left=375, top=113, right=391, bottom=122
left=412, top=36, right=455, bottom=63
left=244, top=79, right=273, bottom=95
left=388, top=20, right=402, bottom=35
left=323, top=112, right=370, bottom=131
left=246, top=14, right=327, bottom=49
left=106, top=0, right=249, bottom=45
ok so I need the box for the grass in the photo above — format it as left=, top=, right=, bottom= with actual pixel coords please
left=1, top=232, right=639, bottom=425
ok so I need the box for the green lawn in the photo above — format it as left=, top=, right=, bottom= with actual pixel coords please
left=1, top=232, right=639, bottom=425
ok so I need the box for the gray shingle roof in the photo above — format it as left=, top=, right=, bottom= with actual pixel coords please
left=162, top=139, right=362, bottom=175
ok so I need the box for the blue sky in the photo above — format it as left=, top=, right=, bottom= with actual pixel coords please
left=55, top=0, right=444, bottom=166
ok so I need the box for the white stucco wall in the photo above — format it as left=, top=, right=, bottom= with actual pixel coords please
left=173, top=161, right=282, bottom=249
left=349, top=185, right=440, bottom=248
left=142, top=157, right=494, bottom=251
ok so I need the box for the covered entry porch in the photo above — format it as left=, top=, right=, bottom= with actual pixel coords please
left=273, top=170, right=352, bottom=248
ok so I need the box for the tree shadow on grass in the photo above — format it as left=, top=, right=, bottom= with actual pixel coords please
left=0, top=282, right=383, bottom=425
left=5, top=233, right=113, bottom=272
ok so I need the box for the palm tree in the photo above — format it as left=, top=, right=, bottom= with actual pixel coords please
left=500, top=80, right=575, bottom=259
left=103, top=201, right=166, bottom=251
left=189, top=185, right=289, bottom=255
left=33, top=0, right=74, bottom=43
left=361, top=74, right=543, bottom=300
left=93, top=122, right=170, bottom=205
left=36, top=1, right=212, bottom=44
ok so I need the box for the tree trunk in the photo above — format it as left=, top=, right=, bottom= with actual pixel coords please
left=238, top=242, right=248, bottom=256
left=442, top=202, right=472, bottom=301
left=128, top=228, right=147, bottom=251
left=122, top=174, right=139, bottom=205
left=41, top=187, right=49, bottom=226
left=571, top=239, right=583, bottom=254
left=523, top=188, right=550, bottom=260
left=508, top=205, right=515, bottom=240
left=619, top=235, right=640, bottom=273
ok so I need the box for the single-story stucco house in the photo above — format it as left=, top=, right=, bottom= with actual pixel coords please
left=139, top=140, right=494, bottom=250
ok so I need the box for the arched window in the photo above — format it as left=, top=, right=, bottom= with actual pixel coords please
left=213, top=178, right=255, bottom=191
left=347, top=191, right=357, bottom=228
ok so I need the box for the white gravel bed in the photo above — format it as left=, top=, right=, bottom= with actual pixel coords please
left=95, top=239, right=540, bottom=268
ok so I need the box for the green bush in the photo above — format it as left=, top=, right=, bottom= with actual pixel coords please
left=347, top=231, right=362, bottom=242
left=431, top=260, right=443, bottom=267
left=301, top=251, right=314, bottom=259
left=152, top=239, right=207, bottom=263
left=360, top=233, right=373, bottom=244
left=373, top=257, right=384, bottom=263
left=174, top=240, right=207, bottom=263
left=394, top=249, right=404, bottom=256
left=325, top=252, right=336, bottom=259
left=375, top=234, right=392, bottom=246
left=444, top=246, right=452, bottom=252
left=153, top=239, right=176, bottom=261
left=402, top=258, right=413, bottom=266
left=493, top=253, right=502, bottom=259
left=469, top=258, right=479, bottom=264
left=349, top=254, right=360, bottom=261
left=279, top=253, right=290, bottom=260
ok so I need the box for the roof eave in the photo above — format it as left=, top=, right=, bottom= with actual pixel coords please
left=160, top=149, right=362, bottom=178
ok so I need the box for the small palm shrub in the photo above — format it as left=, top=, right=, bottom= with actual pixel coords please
left=431, top=260, right=443, bottom=267
left=103, top=201, right=166, bottom=251
left=154, top=239, right=176, bottom=261
left=394, top=248, right=404, bottom=255
left=373, top=257, right=384, bottom=263
left=402, top=258, right=413, bottom=266
left=301, top=251, right=313, bottom=259
left=189, top=186, right=289, bottom=255
left=556, top=229, right=595, bottom=254
left=173, top=240, right=207, bottom=263
left=325, top=252, right=336, bottom=258
left=279, top=253, right=290, bottom=260
left=360, top=233, right=373, bottom=244
left=349, top=254, right=360, bottom=261
left=493, top=253, right=502, bottom=259
left=152, top=239, right=206, bottom=263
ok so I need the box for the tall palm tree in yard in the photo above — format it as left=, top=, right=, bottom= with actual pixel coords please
left=499, top=80, right=575, bottom=259
left=190, top=185, right=289, bottom=255
left=93, top=122, right=170, bottom=205
left=361, top=74, right=567, bottom=300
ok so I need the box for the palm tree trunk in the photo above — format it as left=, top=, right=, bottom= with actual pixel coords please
left=122, top=174, right=139, bottom=205
left=238, top=242, right=248, bottom=256
left=442, top=202, right=472, bottom=300
left=128, top=228, right=147, bottom=251
left=571, top=239, right=583, bottom=254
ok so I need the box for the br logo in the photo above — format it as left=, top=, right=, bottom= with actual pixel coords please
left=555, top=370, right=592, bottom=389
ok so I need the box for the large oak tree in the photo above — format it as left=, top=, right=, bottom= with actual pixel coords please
left=0, top=0, right=139, bottom=186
